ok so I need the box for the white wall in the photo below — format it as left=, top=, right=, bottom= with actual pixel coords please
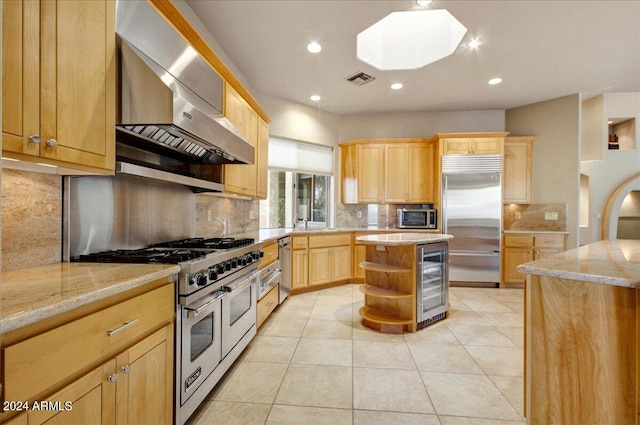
left=581, top=93, right=640, bottom=244
left=506, top=94, right=582, bottom=249
left=338, top=110, right=505, bottom=142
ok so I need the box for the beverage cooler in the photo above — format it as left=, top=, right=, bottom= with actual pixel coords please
left=416, top=242, right=449, bottom=328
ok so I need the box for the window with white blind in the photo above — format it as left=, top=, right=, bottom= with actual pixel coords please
left=260, top=138, right=334, bottom=229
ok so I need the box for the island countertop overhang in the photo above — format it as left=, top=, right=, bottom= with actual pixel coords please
left=517, top=239, right=640, bottom=289
left=356, top=232, right=453, bottom=245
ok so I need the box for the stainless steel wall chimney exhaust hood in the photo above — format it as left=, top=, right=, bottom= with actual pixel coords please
left=115, top=0, right=254, bottom=180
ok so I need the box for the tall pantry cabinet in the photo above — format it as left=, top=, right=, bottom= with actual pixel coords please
left=2, top=0, right=116, bottom=173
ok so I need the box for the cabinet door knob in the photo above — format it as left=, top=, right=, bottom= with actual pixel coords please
left=121, top=365, right=131, bottom=374
left=46, top=139, right=58, bottom=147
left=107, top=373, right=118, bottom=383
left=29, top=135, right=41, bottom=144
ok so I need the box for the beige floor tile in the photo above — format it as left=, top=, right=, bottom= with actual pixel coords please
left=241, top=335, right=299, bottom=364
left=490, top=375, right=525, bottom=417
left=275, top=364, right=353, bottom=408
left=259, top=315, right=308, bottom=337
left=354, top=410, right=440, bottom=425
left=439, top=417, right=525, bottom=425
left=466, top=346, right=523, bottom=377
left=213, top=362, right=288, bottom=403
left=421, top=372, right=521, bottom=420
left=186, top=400, right=271, bottom=425
left=408, top=342, right=484, bottom=374
left=479, top=312, right=523, bottom=328
left=302, top=319, right=353, bottom=339
left=353, top=368, right=435, bottom=414
left=447, top=324, right=518, bottom=347
left=315, top=294, right=356, bottom=307
left=310, top=303, right=354, bottom=321
left=445, top=310, right=492, bottom=326
left=404, top=321, right=461, bottom=345
left=450, top=288, right=493, bottom=301
left=266, top=405, right=352, bottom=425
left=353, top=339, right=415, bottom=370
left=449, top=298, right=474, bottom=311
left=352, top=320, right=407, bottom=342
left=291, top=338, right=352, bottom=366
left=318, top=284, right=354, bottom=297
left=462, top=300, right=515, bottom=313
left=501, top=301, right=524, bottom=315
left=272, top=302, right=314, bottom=319
left=495, top=326, right=524, bottom=349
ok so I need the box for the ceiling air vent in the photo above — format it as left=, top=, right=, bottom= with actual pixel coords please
left=345, top=71, right=376, bottom=86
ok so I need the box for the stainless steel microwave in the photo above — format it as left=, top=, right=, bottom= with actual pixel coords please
left=397, top=208, right=437, bottom=229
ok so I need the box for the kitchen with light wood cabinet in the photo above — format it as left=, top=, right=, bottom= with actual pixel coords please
left=2, top=0, right=115, bottom=173
left=433, top=132, right=508, bottom=155
left=340, top=139, right=438, bottom=205
left=503, top=137, right=535, bottom=203
left=502, top=232, right=567, bottom=287
left=1, top=270, right=176, bottom=425
left=308, top=234, right=352, bottom=288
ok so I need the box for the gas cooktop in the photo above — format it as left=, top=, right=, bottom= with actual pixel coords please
left=75, top=237, right=256, bottom=264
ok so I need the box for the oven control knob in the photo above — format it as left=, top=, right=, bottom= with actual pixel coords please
left=246, top=255, right=253, bottom=264
left=231, top=259, right=238, bottom=268
left=225, top=262, right=231, bottom=271
left=196, top=274, right=207, bottom=287
left=251, top=252, right=260, bottom=260
left=216, top=264, right=225, bottom=274
left=188, top=275, right=198, bottom=286
left=259, top=251, right=264, bottom=258
left=208, top=268, right=218, bottom=280
left=241, top=256, right=248, bottom=266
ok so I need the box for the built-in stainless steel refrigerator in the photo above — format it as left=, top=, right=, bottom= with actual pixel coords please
left=442, top=154, right=501, bottom=285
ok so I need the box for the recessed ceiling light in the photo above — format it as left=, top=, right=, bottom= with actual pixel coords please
left=467, top=38, right=481, bottom=49
left=488, top=77, right=503, bottom=85
left=416, top=0, right=432, bottom=6
left=307, top=42, right=322, bottom=53
left=391, top=83, right=403, bottom=90
left=310, top=95, right=321, bottom=101
left=608, top=120, right=614, bottom=124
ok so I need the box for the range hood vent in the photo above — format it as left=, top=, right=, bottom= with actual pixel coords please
left=115, top=0, right=254, bottom=168
left=345, top=71, right=376, bottom=86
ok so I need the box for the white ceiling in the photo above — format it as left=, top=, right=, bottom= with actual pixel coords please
left=186, top=0, right=640, bottom=116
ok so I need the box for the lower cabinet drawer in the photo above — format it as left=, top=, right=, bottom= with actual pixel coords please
left=3, top=284, right=174, bottom=402
left=257, top=284, right=279, bottom=328
left=534, top=235, right=564, bottom=248
left=504, top=235, right=534, bottom=248
left=308, top=233, right=351, bottom=248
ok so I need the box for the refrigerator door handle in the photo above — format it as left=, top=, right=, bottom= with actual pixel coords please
left=442, top=175, right=448, bottom=233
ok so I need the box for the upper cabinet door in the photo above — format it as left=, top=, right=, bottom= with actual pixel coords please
left=503, top=137, right=535, bottom=203
left=385, top=144, right=408, bottom=203
left=39, top=0, right=115, bottom=170
left=2, top=0, right=40, bottom=156
left=2, top=0, right=115, bottom=172
left=357, top=144, right=385, bottom=203
left=407, top=142, right=435, bottom=203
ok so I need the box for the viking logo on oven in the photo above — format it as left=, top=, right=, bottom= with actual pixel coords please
left=185, top=367, right=202, bottom=390
left=183, top=111, right=193, bottom=120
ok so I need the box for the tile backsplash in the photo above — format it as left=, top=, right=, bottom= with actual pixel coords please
left=2, top=169, right=62, bottom=272
left=195, top=195, right=260, bottom=237
left=503, top=203, right=568, bottom=232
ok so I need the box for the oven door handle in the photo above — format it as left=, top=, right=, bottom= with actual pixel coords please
left=224, top=272, right=258, bottom=293
left=184, top=291, right=225, bottom=319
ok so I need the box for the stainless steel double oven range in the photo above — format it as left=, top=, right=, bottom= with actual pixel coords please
left=74, top=237, right=263, bottom=424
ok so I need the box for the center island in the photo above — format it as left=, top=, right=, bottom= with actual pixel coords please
left=518, top=239, right=640, bottom=424
left=356, top=233, right=453, bottom=333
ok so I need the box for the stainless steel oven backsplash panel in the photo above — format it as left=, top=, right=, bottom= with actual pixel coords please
left=63, top=173, right=195, bottom=260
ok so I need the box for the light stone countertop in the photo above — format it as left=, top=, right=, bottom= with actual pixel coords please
left=1, top=262, right=180, bottom=333
left=503, top=230, right=570, bottom=235
left=253, top=227, right=441, bottom=244
left=517, top=239, right=640, bottom=289
left=356, top=232, right=453, bottom=245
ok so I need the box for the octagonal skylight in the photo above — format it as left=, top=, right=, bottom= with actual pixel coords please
left=357, top=9, right=467, bottom=70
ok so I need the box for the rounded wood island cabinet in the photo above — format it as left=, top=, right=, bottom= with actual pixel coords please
left=356, top=233, right=452, bottom=333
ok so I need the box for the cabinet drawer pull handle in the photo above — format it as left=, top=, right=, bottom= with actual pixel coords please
left=121, top=365, right=131, bottom=374
left=46, top=138, right=58, bottom=147
left=29, top=135, right=41, bottom=144
left=107, top=319, right=139, bottom=336
left=107, top=373, right=118, bottom=383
